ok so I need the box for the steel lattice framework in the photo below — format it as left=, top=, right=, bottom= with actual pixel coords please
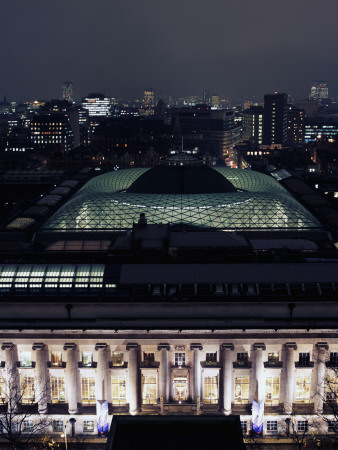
left=42, top=167, right=321, bottom=231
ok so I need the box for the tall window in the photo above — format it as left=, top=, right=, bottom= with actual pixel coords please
left=204, top=375, right=219, bottom=404
left=111, top=376, right=126, bottom=405
left=265, top=376, right=280, bottom=405
left=20, top=352, right=32, bottom=368
left=295, top=375, right=311, bottom=403
left=21, top=376, right=35, bottom=404
left=81, top=376, right=96, bottom=404
left=112, top=352, right=124, bottom=367
left=330, top=353, right=338, bottom=366
left=267, top=353, right=279, bottom=365
left=234, top=376, right=249, bottom=404
left=51, top=376, right=65, bottom=403
left=326, top=375, right=338, bottom=402
left=142, top=375, right=157, bottom=405
left=51, top=352, right=62, bottom=367
left=240, top=421, right=247, bottom=434
left=175, top=353, right=185, bottom=366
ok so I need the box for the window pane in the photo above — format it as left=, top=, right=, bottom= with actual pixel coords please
left=142, top=375, right=157, bottom=405
left=112, top=376, right=126, bottom=405
left=204, top=375, right=218, bottom=404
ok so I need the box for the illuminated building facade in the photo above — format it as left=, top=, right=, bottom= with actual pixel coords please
left=0, top=156, right=337, bottom=447
left=30, top=113, right=74, bottom=151
left=309, top=81, right=329, bottom=103
left=286, top=106, right=305, bottom=144
left=242, top=106, right=264, bottom=145
left=62, top=81, right=74, bottom=103
left=82, top=94, right=111, bottom=117
left=144, top=89, right=155, bottom=109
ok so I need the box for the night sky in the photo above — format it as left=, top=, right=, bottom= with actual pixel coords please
left=2, top=0, right=338, bottom=102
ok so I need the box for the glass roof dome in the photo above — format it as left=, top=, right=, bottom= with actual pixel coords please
left=42, top=163, right=321, bottom=231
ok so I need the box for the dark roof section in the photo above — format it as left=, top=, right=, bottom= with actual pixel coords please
left=127, top=165, right=238, bottom=194
left=106, top=416, right=245, bottom=450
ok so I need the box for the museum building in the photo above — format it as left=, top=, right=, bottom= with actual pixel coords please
left=1, top=154, right=338, bottom=446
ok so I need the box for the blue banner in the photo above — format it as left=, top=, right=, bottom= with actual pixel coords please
left=96, top=400, right=109, bottom=436
left=252, top=400, right=264, bottom=434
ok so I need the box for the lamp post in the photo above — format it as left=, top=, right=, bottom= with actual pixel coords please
left=61, top=422, right=68, bottom=450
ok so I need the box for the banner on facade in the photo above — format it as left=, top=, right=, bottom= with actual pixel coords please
left=252, top=399, right=264, bottom=434
left=96, top=400, right=109, bottom=436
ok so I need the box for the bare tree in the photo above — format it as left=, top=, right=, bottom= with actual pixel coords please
left=0, top=368, right=53, bottom=450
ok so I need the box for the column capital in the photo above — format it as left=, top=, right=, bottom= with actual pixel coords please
left=253, top=343, right=266, bottom=351
left=1, top=342, right=14, bottom=350
left=63, top=343, right=77, bottom=351
left=316, top=342, right=329, bottom=351
left=157, top=343, right=170, bottom=351
left=95, top=343, right=108, bottom=351
left=190, top=343, right=203, bottom=351
left=126, top=343, right=139, bottom=351
left=221, top=343, right=234, bottom=351
left=32, top=343, right=45, bottom=351
left=285, top=342, right=297, bottom=350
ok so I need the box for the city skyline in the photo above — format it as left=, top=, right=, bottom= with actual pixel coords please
left=2, top=0, right=338, bottom=102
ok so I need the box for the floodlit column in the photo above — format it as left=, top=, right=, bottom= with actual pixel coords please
left=95, top=343, right=109, bottom=401
left=1, top=342, right=18, bottom=412
left=33, top=343, right=48, bottom=414
left=190, top=343, right=203, bottom=401
left=64, top=343, right=78, bottom=414
left=158, top=343, right=170, bottom=402
left=253, top=343, right=266, bottom=403
left=315, top=342, right=328, bottom=414
left=221, top=343, right=234, bottom=415
left=284, top=342, right=297, bottom=414
left=127, top=343, right=139, bottom=415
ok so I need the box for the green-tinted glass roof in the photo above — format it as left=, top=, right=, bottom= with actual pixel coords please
left=42, top=167, right=322, bottom=231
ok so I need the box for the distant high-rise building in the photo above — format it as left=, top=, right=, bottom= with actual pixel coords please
left=309, top=81, right=328, bottom=103
left=242, top=106, right=264, bottom=145
left=211, top=94, right=220, bottom=109
left=30, top=113, right=74, bottom=151
left=286, top=106, right=305, bottom=143
left=144, top=89, right=155, bottom=109
left=82, top=93, right=111, bottom=117
left=263, top=93, right=288, bottom=146
left=62, top=81, right=73, bottom=103
left=202, top=89, right=210, bottom=106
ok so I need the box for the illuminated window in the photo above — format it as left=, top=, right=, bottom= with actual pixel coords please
left=265, top=376, right=280, bottom=405
left=326, top=375, right=338, bottom=402
left=142, top=375, right=157, bottom=405
left=51, top=376, right=65, bottom=403
left=81, top=376, right=96, bottom=404
left=83, top=420, right=94, bottom=432
left=175, top=353, right=185, bottom=366
left=51, top=352, right=62, bottom=367
left=268, top=353, right=279, bottom=365
left=203, top=375, right=218, bottom=404
left=111, top=376, right=126, bottom=405
left=234, top=376, right=249, bottom=404
left=112, top=352, right=124, bottom=366
left=295, top=375, right=311, bottom=403
left=82, top=352, right=93, bottom=367
left=20, top=352, right=32, bottom=367
left=236, top=353, right=248, bottom=366
left=241, top=421, right=247, bottom=433
left=21, top=376, right=35, bottom=404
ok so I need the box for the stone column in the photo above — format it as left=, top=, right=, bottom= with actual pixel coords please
left=158, top=343, right=170, bottom=403
left=221, top=343, right=234, bottom=415
left=253, top=343, right=266, bottom=403
left=190, top=343, right=203, bottom=402
left=284, top=342, right=297, bottom=414
left=33, top=343, right=48, bottom=414
left=64, top=343, right=78, bottom=414
left=315, top=342, right=328, bottom=414
left=1, top=343, right=18, bottom=412
left=95, top=343, right=109, bottom=401
left=127, top=343, right=139, bottom=415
